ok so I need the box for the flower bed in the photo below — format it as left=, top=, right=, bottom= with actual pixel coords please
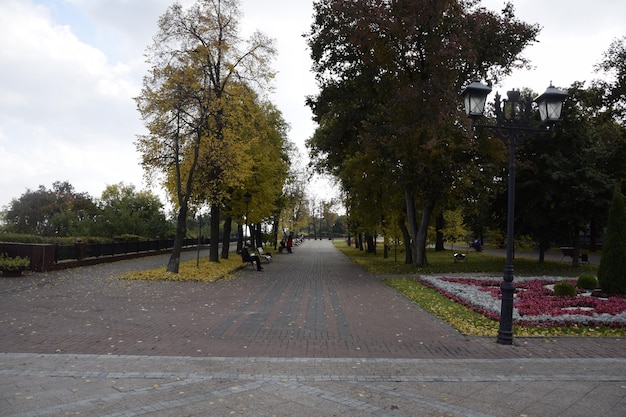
left=420, top=276, right=626, bottom=328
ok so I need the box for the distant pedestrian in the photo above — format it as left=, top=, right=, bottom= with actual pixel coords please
left=287, top=234, right=293, bottom=253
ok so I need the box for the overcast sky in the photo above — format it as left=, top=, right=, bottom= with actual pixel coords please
left=1, top=0, right=624, bottom=210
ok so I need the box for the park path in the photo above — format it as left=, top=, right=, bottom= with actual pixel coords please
left=1, top=240, right=625, bottom=417
left=0, top=239, right=622, bottom=359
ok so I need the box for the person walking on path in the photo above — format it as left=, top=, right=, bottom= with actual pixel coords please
left=286, top=234, right=293, bottom=253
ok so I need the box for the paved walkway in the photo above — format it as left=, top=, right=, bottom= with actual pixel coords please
left=1, top=240, right=624, bottom=416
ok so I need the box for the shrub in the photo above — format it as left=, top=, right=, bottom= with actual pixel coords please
left=598, top=187, right=626, bottom=295
left=0, top=253, right=31, bottom=271
left=553, top=281, right=577, bottom=297
left=577, top=274, right=598, bottom=290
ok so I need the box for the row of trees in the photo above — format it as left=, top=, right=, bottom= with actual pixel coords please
left=134, top=0, right=296, bottom=272
left=1, top=181, right=172, bottom=240
left=305, top=0, right=626, bottom=267
left=1, top=1, right=309, bottom=260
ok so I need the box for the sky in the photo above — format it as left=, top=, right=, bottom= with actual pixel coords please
left=0, top=0, right=625, bottom=211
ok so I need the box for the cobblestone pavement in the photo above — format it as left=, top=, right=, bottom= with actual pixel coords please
left=1, top=239, right=624, bottom=416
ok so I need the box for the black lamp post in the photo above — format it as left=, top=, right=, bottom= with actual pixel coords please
left=461, top=80, right=567, bottom=345
left=244, top=191, right=251, bottom=246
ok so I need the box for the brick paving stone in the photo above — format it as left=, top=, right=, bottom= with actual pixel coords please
left=0, top=239, right=624, bottom=359
left=1, top=239, right=625, bottom=416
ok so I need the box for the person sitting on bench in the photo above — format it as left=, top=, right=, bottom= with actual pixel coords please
left=241, top=246, right=263, bottom=271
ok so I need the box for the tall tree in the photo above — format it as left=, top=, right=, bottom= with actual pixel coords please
left=306, top=0, right=538, bottom=266
left=135, top=0, right=275, bottom=271
left=514, top=83, right=614, bottom=263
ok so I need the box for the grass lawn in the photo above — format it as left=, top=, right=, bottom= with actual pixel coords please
left=334, top=240, right=626, bottom=338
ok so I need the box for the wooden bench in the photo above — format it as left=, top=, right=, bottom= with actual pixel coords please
left=560, top=247, right=575, bottom=261
left=240, top=248, right=262, bottom=270
left=560, top=247, right=590, bottom=264
left=256, top=247, right=272, bottom=263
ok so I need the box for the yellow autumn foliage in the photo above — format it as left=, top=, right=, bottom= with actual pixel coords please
left=119, top=255, right=244, bottom=282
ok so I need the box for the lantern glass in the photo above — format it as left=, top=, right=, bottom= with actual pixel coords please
left=461, top=80, right=492, bottom=119
left=535, top=85, right=568, bottom=122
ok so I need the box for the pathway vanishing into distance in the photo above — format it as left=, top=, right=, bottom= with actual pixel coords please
left=1, top=239, right=624, bottom=416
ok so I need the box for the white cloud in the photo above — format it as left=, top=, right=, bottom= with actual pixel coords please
left=0, top=0, right=144, bottom=207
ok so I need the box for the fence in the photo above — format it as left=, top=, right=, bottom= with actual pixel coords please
left=1, top=238, right=216, bottom=272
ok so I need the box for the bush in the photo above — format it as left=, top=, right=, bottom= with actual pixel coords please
left=577, top=274, right=598, bottom=290
left=0, top=253, right=31, bottom=271
left=598, top=187, right=626, bottom=295
left=553, top=281, right=577, bottom=297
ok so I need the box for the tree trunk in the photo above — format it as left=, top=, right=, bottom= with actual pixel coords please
left=272, top=214, right=279, bottom=249
left=435, top=211, right=445, bottom=251
left=538, top=240, right=548, bottom=263
left=167, top=204, right=188, bottom=273
left=398, top=216, right=412, bottom=264
left=209, top=205, right=220, bottom=262
left=589, top=219, right=598, bottom=252
left=414, top=198, right=435, bottom=267
left=237, top=223, right=244, bottom=252
left=221, top=216, right=232, bottom=259
left=383, top=233, right=389, bottom=259
left=255, top=223, right=263, bottom=248
left=366, top=233, right=376, bottom=254
left=572, top=232, right=580, bottom=267
left=405, top=188, right=418, bottom=265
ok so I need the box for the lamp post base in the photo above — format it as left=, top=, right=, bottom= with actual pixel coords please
left=497, top=279, right=516, bottom=345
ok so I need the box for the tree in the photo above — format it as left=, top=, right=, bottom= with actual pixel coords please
left=93, top=183, right=172, bottom=239
left=135, top=0, right=276, bottom=272
left=306, top=0, right=539, bottom=266
left=3, top=181, right=97, bottom=237
left=594, top=36, right=626, bottom=123
left=440, top=208, right=470, bottom=252
left=598, top=186, right=626, bottom=294
left=513, top=83, right=614, bottom=263
left=215, top=89, right=291, bottom=258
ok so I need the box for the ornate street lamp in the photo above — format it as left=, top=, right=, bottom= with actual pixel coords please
left=461, top=80, right=567, bottom=345
left=244, top=191, right=252, bottom=246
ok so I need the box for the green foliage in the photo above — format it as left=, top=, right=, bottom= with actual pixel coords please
left=553, top=281, right=577, bottom=297
left=2, top=181, right=173, bottom=241
left=113, top=234, right=144, bottom=242
left=0, top=233, right=47, bottom=243
left=577, top=274, right=598, bottom=290
left=305, top=0, right=540, bottom=266
left=334, top=240, right=597, bottom=277
left=93, top=183, right=172, bottom=239
left=594, top=36, right=626, bottom=121
left=3, top=181, right=98, bottom=237
left=440, top=208, right=470, bottom=249
left=0, top=253, right=30, bottom=270
left=598, top=187, right=626, bottom=294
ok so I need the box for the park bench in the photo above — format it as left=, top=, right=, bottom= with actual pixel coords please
left=256, top=247, right=272, bottom=263
left=240, top=248, right=262, bottom=270
left=560, top=247, right=575, bottom=261
left=453, top=252, right=467, bottom=262
left=560, top=246, right=590, bottom=264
